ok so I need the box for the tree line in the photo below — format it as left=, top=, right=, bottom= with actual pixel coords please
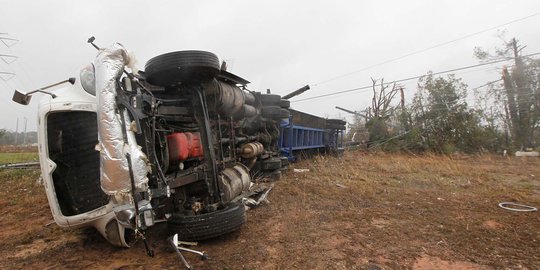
left=0, top=129, right=37, bottom=145
left=350, top=37, right=540, bottom=154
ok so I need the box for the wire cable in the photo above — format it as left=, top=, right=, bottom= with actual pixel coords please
left=293, top=52, right=540, bottom=103
left=311, top=12, right=540, bottom=86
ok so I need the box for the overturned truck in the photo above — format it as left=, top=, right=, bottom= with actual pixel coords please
left=14, top=41, right=345, bottom=249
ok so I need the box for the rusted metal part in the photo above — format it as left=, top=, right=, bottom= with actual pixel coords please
left=168, top=172, right=200, bottom=189
left=205, top=79, right=245, bottom=117
left=218, top=70, right=250, bottom=85
left=0, top=162, right=40, bottom=169
left=156, top=106, right=190, bottom=115
left=219, top=163, right=251, bottom=203
left=289, top=109, right=326, bottom=129
left=244, top=91, right=256, bottom=105
left=239, top=142, right=264, bottom=159
left=244, top=184, right=273, bottom=208
left=191, top=88, right=219, bottom=198
left=282, top=85, right=310, bottom=100
left=170, top=234, right=208, bottom=269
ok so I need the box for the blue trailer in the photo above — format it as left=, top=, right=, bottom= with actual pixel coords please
left=279, top=109, right=345, bottom=161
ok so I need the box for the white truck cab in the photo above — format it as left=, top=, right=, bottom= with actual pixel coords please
left=35, top=74, right=135, bottom=247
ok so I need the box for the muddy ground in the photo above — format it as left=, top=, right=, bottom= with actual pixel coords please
left=1, top=152, right=539, bottom=269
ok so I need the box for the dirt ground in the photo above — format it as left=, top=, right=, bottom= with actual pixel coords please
left=1, top=152, right=539, bottom=269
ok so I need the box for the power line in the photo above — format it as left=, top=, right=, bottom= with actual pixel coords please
left=294, top=65, right=507, bottom=108
left=292, top=52, right=540, bottom=103
left=291, top=65, right=498, bottom=102
left=471, top=79, right=504, bottom=91
left=311, top=12, right=540, bottom=87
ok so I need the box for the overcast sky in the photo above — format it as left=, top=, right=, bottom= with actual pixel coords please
left=1, top=0, right=539, bottom=131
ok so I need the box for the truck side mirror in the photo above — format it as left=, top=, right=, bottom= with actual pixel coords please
left=12, top=77, right=76, bottom=106
left=12, top=89, right=32, bottom=105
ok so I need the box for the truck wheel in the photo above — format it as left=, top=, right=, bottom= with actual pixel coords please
left=259, top=94, right=281, bottom=106
left=280, top=99, right=290, bottom=109
left=261, top=157, right=282, bottom=171
left=279, top=108, right=290, bottom=119
left=145, top=50, right=220, bottom=87
left=168, top=203, right=246, bottom=241
left=280, top=156, right=289, bottom=168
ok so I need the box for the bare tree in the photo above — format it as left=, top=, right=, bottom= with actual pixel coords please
left=365, top=78, right=400, bottom=146
left=368, top=78, right=399, bottom=118
left=475, top=37, right=540, bottom=149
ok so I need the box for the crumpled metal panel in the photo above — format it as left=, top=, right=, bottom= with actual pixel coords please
left=94, top=43, right=149, bottom=195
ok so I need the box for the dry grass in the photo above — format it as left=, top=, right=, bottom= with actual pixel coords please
left=0, top=152, right=39, bottom=164
left=283, top=152, right=540, bottom=268
left=0, top=145, right=38, bottom=153
left=0, top=152, right=539, bottom=269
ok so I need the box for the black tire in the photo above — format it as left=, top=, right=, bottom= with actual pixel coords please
left=280, top=156, right=289, bottom=168
left=261, top=157, right=282, bottom=171
left=168, top=203, right=246, bottom=241
left=262, top=106, right=290, bottom=120
left=280, top=99, right=290, bottom=109
left=145, top=51, right=220, bottom=87
left=259, top=94, right=281, bottom=106
left=280, top=108, right=290, bottom=119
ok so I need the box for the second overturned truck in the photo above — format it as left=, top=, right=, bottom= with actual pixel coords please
left=18, top=42, right=346, bottom=248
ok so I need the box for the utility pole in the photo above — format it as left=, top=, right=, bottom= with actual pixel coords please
left=23, top=117, right=27, bottom=145
left=335, top=106, right=367, bottom=117
left=335, top=105, right=401, bottom=129
left=399, top=87, right=405, bottom=110
left=15, top=117, right=19, bottom=145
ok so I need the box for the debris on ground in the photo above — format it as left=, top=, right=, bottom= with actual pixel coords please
left=515, top=151, right=540, bottom=157
left=498, top=202, right=538, bottom=212
left=170, top=234, right=208, bottom=269
left=1, top=152, right=539, bottom=269
left=244, top=184, right=274, bottom=209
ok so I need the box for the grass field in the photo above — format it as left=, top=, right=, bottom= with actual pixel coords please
left=0, top=151, right=539, bottom=269
left=0, top=152, right=39, bottom=164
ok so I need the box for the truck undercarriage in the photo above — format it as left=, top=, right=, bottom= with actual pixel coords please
left=43, top=44, right=291, bottom=248
left=12, top=40, right=345, bottom=256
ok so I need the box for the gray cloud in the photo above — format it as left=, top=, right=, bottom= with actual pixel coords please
left=1, top=0, right=539, bottom=130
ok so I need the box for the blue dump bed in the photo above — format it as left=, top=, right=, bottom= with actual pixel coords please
left=279, top=109, right=345, bottom=160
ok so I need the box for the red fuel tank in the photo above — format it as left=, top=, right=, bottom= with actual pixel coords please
left=167, top=132, right=204, bottom=164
